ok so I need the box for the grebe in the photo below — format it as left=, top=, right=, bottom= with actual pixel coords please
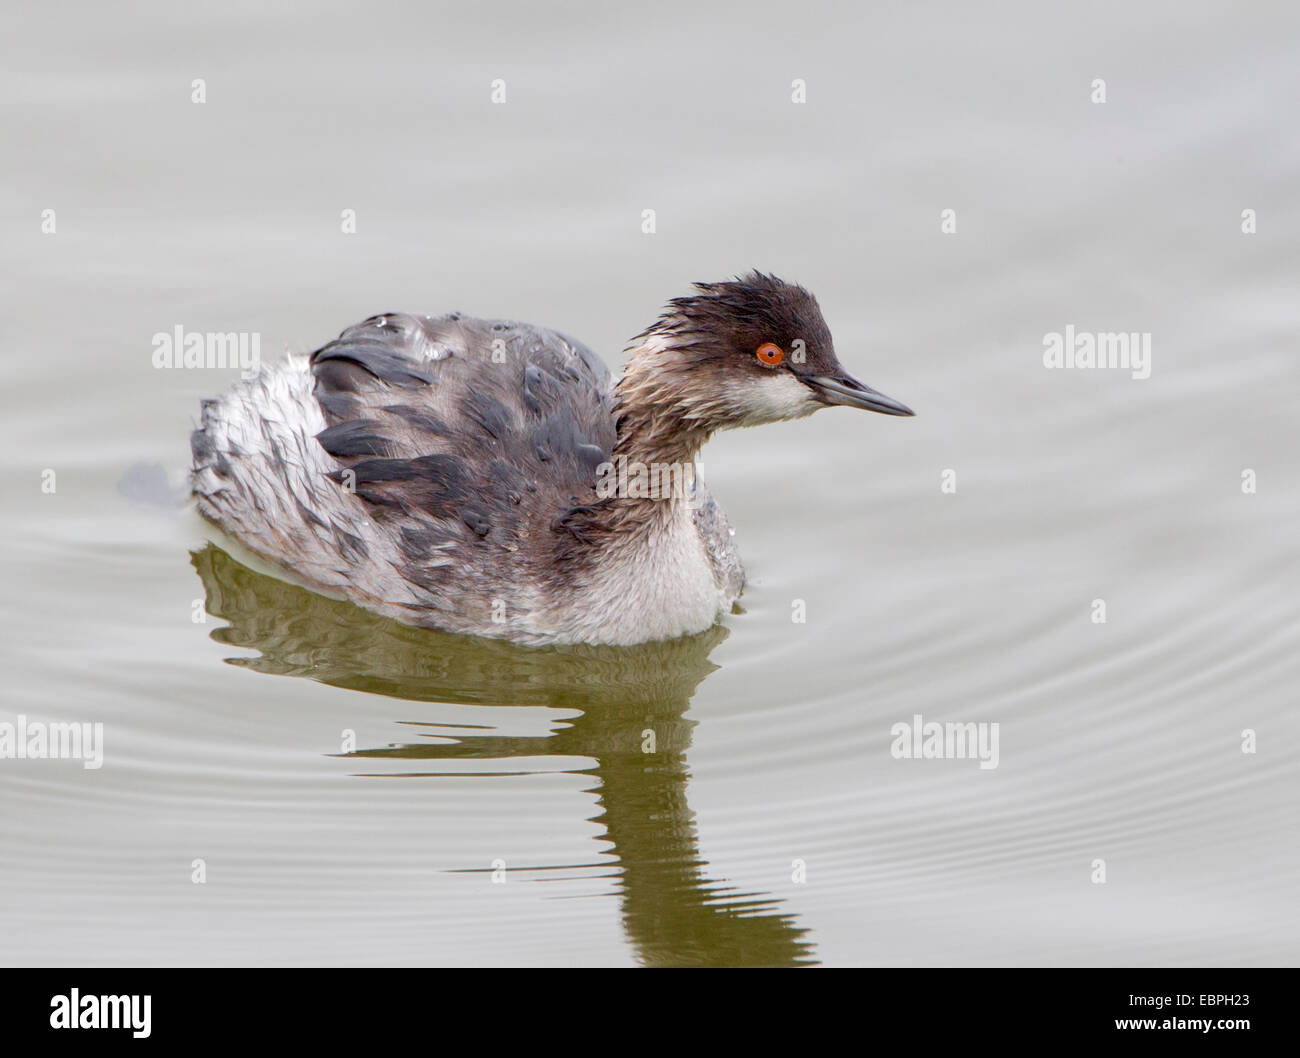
left=191, top=273, right=913, bottom=646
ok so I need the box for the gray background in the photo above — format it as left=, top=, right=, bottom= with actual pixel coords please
left=2, top=0, right=1297, bottom=965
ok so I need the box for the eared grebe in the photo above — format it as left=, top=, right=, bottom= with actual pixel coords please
left=191, top=273, right=913, bottom=646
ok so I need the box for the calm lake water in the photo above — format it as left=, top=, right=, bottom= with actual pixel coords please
left=3, top=2, right=1298, bottom=966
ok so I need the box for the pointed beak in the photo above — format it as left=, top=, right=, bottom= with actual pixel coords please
left=803, top=373, right=915, bottom=416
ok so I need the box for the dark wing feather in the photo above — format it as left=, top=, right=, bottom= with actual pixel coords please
left=307, top=312, right=616, bottom=589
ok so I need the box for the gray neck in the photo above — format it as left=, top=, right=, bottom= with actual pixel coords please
left=557, top=336, right=709, bottom=553
left=611, top=335, right=711, bottom=468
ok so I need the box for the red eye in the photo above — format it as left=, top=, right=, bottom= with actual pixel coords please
left=756, top=342, right=784, bottom=366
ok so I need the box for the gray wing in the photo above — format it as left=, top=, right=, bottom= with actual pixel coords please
left=192, top=311, right=616, bottom=628
left=692, top=486, right=745, bottom=605
left=308, top=312, right=616, bottom=584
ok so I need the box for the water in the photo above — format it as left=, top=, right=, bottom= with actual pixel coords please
left=2, top=1, right=1298, bottom=966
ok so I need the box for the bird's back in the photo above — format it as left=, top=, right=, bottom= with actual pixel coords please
left=191, top=312, right=621, bottom=638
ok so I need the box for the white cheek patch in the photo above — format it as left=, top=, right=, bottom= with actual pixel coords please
left=725, top=371, right=821, bottom=425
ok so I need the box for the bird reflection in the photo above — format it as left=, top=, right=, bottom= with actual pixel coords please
left=191, top=544, right=815, bottom=966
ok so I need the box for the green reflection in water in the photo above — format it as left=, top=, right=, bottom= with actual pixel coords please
left=192, top=545, right=816, bottom=967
